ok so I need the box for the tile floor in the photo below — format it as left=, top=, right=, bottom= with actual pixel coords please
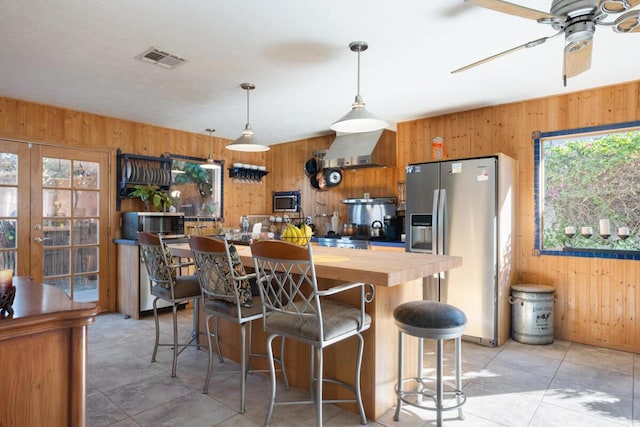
left=88, top=310, right=639, bottom=426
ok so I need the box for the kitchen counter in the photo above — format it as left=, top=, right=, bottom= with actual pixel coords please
left=167, top=242, right=461, bottom=418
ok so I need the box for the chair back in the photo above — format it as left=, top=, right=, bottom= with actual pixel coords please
left=189, top=236, right=253, bottom=307
left=138, top=232, right=175, bottom=290
left=251, top=240, right=321, bottom=329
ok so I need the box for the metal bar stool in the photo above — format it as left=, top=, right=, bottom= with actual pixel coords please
left=393, top=300, right=467, bottom=427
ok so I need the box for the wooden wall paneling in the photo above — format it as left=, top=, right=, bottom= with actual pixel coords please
left=133, top=123, right=155, bottom=154
left=441, top=114, right=461, bottom=160
left=401, top=119, right=426, bottom=165
left=620, top=259, right=636, bottom=350
left=600, top=258, right=615, bottom=345
left=105, top=117, right=133, bottom=150
left=588, top=257, right=603, bottom=344
left=0, top=98, right=16, bottom=136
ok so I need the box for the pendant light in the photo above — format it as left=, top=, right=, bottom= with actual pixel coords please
left=226, top=83, right=270, bottom=152
left=200, top=128, right=219, bottom=169
left=330, top=41, right=387, bottom=133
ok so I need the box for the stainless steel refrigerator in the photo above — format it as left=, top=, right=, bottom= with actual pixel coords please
left=405, top=153, right=516, bottom=347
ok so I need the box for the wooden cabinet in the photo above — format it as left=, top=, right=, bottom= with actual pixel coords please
left=0, top=278, right=98, bottom=427
left=116, top=241, right=183, bottom=319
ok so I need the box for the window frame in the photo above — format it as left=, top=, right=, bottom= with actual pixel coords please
left=533, top=120, right=640, bottom=260
left=163, top=153, right=224, bottom=221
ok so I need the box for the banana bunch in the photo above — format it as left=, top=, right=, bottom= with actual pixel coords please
left=281, top=223, right=313, bottom=245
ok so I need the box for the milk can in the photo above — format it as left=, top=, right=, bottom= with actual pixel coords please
left=509, top=284, right=555, bottom=345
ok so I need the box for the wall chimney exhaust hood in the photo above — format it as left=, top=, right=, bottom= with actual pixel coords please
left=322, top=129, right=395, bottom=169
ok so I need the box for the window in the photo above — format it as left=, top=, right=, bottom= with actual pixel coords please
left=165, top=154, right=224, bottom=220
left=534, top=121, right=640, bottom=259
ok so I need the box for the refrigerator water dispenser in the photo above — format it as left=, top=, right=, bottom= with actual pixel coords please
left=410, top=213, right=432, bottom=252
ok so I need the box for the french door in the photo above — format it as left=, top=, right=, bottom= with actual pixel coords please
left=0, top=140, right=109, bottom=306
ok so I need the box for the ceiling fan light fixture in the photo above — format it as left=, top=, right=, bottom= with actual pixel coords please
left=565, top=20, right=595, bottom=43
left=201, top=128, right=220, bottom=169
left=226, top=83, right=270, bottom=152
left=330, top=41, right=387, bottom=134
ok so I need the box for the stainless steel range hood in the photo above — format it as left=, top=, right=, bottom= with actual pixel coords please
left=322, top=129, right=393, bottom=169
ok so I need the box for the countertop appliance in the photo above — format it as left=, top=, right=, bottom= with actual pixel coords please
left=272, top=190, right=300, bottom=213
left=405, top=154, right=516, bottom=347
left=121, top=212, right=185, bottom=240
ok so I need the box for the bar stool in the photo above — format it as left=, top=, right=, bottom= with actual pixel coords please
left=393, top=300, right=467, bottom=426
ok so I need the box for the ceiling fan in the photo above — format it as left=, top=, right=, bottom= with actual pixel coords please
left=452, top=0, right=640, bottom=85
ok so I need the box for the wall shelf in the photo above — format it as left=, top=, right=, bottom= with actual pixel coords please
left=116, top=149, right=173, bottom=210
left=228, top=167, right=268, bottom=183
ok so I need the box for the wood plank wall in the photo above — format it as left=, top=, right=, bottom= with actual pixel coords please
left=397, top=80, right=640, bottom=353
left=2, top=78, right=639, bottom=352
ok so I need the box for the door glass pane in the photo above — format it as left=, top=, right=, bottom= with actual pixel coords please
left=44, top=277, right=71, bottom=295
left=43, top=189, right=71, bottom=218
left=0, top=188, right=17, bottom=216
left=0, top=153, right=18, bottom=185
left=43, top=157, right=71, bottom=187
left=43, top=248, right=70, bottom=276
left=73, top=161, right=98, bottom=189
left=0, top=220, right=16, bottom=271
left=73, top=219, right=98, bottom=245
left=74, top=246, right=98, bottom=274
left=43, top=219, right=71, bottom=246
left=73, top=190, right=98, bottom=217
left=73, top=275, right=98, bottom=302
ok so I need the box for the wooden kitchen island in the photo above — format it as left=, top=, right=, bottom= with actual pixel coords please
left=169, top=243, right=462, bottom=420
left=0, top=277, right=99, bottom=427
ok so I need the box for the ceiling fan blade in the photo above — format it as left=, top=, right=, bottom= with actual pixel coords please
left=452, top=33, right=561, bottom=74
left=613, top=9, right=640, bottom=32
left=599, top=0, right=640, bottom=14
left=466, top=0, right=560, bottom=21
left=563, top=39, right=593, bottom=85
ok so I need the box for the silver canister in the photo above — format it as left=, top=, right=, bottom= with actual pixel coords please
left=509, top=284, right=555, bottom=345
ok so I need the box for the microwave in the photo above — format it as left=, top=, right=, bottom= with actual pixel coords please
left=121, top=212, right=185, bottom=240
left=272, top=191, right=300, bottom=213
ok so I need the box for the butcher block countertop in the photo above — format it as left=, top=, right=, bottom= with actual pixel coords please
left=167, top=241, right=462, bottom=419
left=167, top=243, right=462, bottom=287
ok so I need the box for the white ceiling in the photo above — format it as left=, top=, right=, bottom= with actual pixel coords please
left=1, top=0, right=638, bottom=146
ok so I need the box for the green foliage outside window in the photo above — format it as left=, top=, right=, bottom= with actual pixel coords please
left=542, top=129, right=640, bottom=251
left=169, top=158, right=222, bottom=218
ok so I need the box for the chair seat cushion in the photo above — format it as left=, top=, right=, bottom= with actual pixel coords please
left=265, top=300, right=371, bottom=344
left=152, top=274, right=200, bottom=301
left=394, top=300, right=467, bottom=339
left=203, top=297, right=263, bottom=321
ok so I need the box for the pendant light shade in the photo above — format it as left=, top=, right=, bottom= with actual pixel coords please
left=330, top=41, right=387, bottom=133
left=201, top=128, right=219, bottom=169
left=226, top=83, right=270, bottom=152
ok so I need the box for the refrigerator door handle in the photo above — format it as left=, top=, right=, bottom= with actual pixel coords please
left=437, top=188, right=446, bottom=279
left=432, top=189, right=439, bottom=254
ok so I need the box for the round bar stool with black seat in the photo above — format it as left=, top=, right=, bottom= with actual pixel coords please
left=393, top=300, right=467, bottom=426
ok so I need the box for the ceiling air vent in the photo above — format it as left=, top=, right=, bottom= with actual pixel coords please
left=135, top=47, right=187, bottom=69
